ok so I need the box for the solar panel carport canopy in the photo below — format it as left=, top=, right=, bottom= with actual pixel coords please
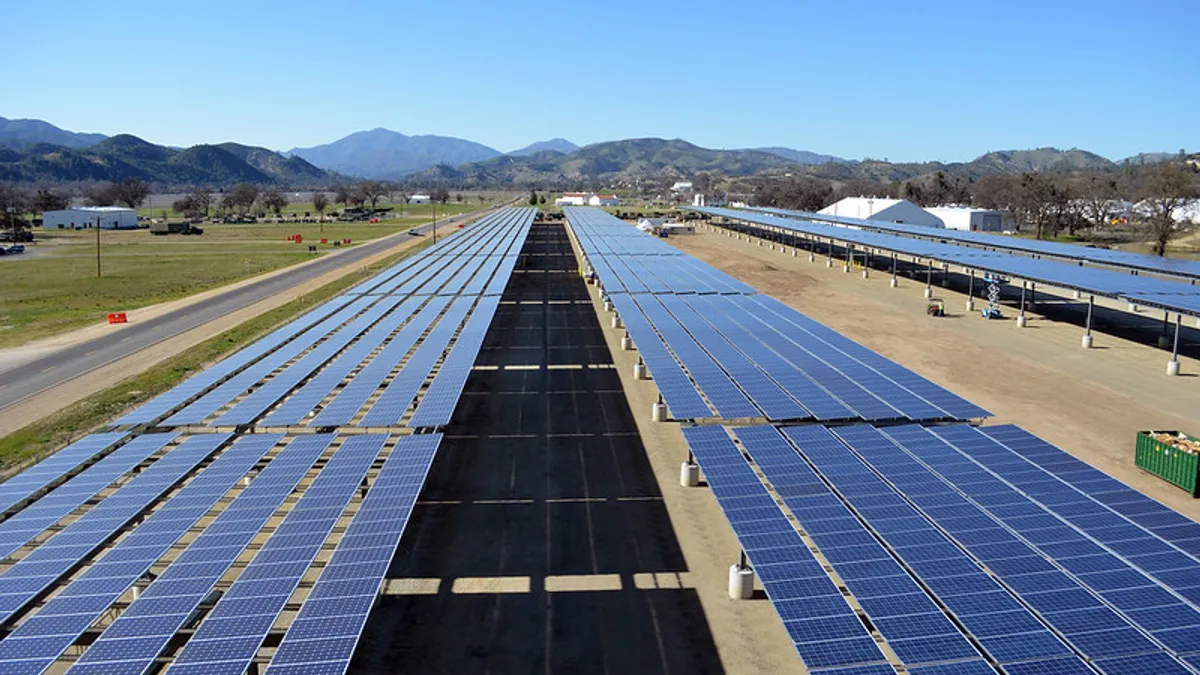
left=564, top=207, right=988, bottom=424
left=749, top=204, right=1200, bottom=281
left=694, top=206, right=1200, bottom=318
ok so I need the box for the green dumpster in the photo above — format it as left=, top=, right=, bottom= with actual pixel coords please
left=1135, top=431, right=1200, bottom=496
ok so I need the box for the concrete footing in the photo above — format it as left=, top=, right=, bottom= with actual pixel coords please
left=809, top=253, right=815, bottom=262
left=603, top=299, right=613, bottom=312
left=633, top=362, right=646, bottom=379
left=651, top=402, right=667, bottom=422
left=826, top=259, right=833, bottom=268
left=1073, top=290, right=1081, bottom=299
left=728, top=565, right=754, bottom=600
left=621, top=335, right=634, bottom=351
left=1168, top=360, right=1181, bottom=376
left=792, top=250, right=797, bottom=257
left=966, top=299, right=975, bottom=312
left=611, top=315, right=623, bottom=329
left=923, top=287, right=933, bottom=299
left=1017, top=315, right=1027, bottom=328
left=890, top=278, right=898, bottom=288
left=862, top=269, right=870, bottom=279
left=1082, top=334, right=1093, bottom=349
left=680, top=462, right=699, bottom=487
left=1128, top=303, right=1138, bottom=312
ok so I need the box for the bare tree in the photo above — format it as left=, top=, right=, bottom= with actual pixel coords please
left=1080, top=174, right=1120, bottom=230
left=189, top=188, right=213, bottom=219
left=358, top=181, right=388, bottom=211
left=112, top=178, right=151, bottom=209
left=333, top=184, right=353, bottom=206
left=32, top=189, right=68, bottom=213
left=0, top=184, right=31, bottom=240
left=312, top=192, right=329, bottom=219
left=1139, top=163, right=1200, bottom=256
left=259, top=189, right=288, bottom=216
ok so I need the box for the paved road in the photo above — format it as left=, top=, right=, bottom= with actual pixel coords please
left=0, top=210, right=482, bottom=411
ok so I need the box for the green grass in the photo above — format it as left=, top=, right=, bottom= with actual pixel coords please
left=0, top=241, right=429, bottom=473
left=0, top=251, right=316, bottom=347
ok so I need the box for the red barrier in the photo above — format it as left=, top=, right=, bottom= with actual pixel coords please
left=343, top=238, right=351, bottom=244
left=107, top=312, right=128, bottom=324
left=320, top=238, right=328, bottom=244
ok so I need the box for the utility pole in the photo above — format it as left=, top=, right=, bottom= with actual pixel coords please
left=95, top=215, right=102, bottom=278
left=432, top=200, right=437, bottom=245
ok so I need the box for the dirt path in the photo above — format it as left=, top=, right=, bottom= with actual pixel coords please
left=671, top=228, right=1200, bottom=520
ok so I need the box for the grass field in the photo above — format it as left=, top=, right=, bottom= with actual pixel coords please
left=0, top=240, right=429, bottom=472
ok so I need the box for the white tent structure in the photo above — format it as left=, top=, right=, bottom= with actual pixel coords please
left=819, top=197, right=944, bottom=228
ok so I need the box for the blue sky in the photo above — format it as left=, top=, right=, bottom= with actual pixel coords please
left=2, top=0, right=1195, bottom=162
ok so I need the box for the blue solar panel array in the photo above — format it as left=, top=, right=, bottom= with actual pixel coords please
left=0, top=433, right=126, bottom=517
left=264, top=434, right=442, bottom=675
left=750, top=204, right=1200, bottom=281
left=695, top=206, right=1200, bottom=318
left=564, top=207, right=989, bottom=424
left=0, top=434, right=280, bottom=675
left=66, top=434, right=335, bottom=675
left=162, top=435, right=388, bottom=675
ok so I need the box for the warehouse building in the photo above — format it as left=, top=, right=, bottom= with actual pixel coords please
left=819, top=197, right=945, bottom=229
left=42, top=206, right=138, bottom=230
left=925, top=206, right=1009, bottom=232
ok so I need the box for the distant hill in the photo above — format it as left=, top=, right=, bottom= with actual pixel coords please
left=287, top=128, right=502, bottom=179
left=0, top=116, right=107, bottom=150
left=510, top=138, right=578, bottom=156
left=966, top=147, right=1115, bottom=174
left=1120, top=152, right=1177, bottom=166
left=0, top=134, right=333, bottom=186
left=409, top=138, right=796, bottom=188
left=754, top=146, right=847, bottom=165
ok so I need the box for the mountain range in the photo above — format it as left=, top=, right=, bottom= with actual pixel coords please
left=0, top=133, right=332, bottom=185
left=0, top=115, right=1176, bottom=188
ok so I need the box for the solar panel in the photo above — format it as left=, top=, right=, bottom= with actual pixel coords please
left=696, top=207, right=1200, bottom=318
left=751, top=204, right=1200, bottom=281
left=0, top=434, right=280, bottom=675
left=0, top=434, right=178, bottom=561
left=0, top=432, right=127, bottom=518
left=164, top=435, right=388, bottom=675
left=408, top=296, right=502, bottom=427
left=68, top=435, right=335, bottom=675
left=264, top=434, right=443, bottom=675
left=677, top=426, right=892, bottom=671
left=607, top=294, right=713, bottom=419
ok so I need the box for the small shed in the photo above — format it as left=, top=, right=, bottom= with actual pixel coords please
left=925, top=206, right=1009, bottom=232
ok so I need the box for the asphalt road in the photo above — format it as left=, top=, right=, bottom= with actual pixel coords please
left=0, top=211, right=480, bottom=412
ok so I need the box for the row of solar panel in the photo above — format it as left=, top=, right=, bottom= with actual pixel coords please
left=566, top=208, right=987, bottom=425
left=115, top=208, right=532, bottom=429
left=750, top=205, right=1200, bottom=281
left=0, top=431, right=443, bottom=675
left=684, top=424, right=1200, bottom=674
left=695, top=207, right=1200, bottom=318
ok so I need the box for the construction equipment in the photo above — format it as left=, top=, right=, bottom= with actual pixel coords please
left=150, top=221, right=204, bottom=236
left=981, top=273, right=1006, bottom=319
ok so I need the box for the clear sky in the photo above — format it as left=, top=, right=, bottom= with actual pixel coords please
left=2, top=0, right=1195, bottom=162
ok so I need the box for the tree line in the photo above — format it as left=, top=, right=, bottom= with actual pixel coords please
left=746, top=162, right=1200, bottom=255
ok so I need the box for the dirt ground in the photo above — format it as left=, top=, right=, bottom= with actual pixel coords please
left=670, top=227, right=1200, bottom=520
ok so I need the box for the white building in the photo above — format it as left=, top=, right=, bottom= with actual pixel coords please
left=925, top=206, right=1009, bottom=232
left=692, top=193, right=728, bottom=207
left=409, top=194, right=431, bottom=204
left=42, top=206, right=138, bottom=230
left=818, top=197, right=944, bottom=228
left=587, top=193, right=621, bottom=207
left=670, top=181, right=693, bottom=193
left=555, top=192, right=589, bottom=207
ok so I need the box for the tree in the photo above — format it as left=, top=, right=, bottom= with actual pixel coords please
left=0, top=184, right=31, bottom=239
left=1080, top=174, right=1119, bottom=230
left=189, top=188, right=213, bottom=219
left=259, top=189, right=288, bottom=215
left=358, top=180, right=388, bottom=211
left=312, top=192, right=329, bottom=218
left=432, top=188, right=451, bottom=204
left=112, top=178, right=151, bottom=209
left=538, top=194, right=546, bottom=204
left=1139, top=163, right=1200, bottom=256
left=85, top=182, right=119, bottom=206
left=529, top=190, right=539, bottom=206
left=333, top=184, right=353, bottom=206
left=455, top=193, right=463, bottom=203
left=222, top=183, right=259, bottom=215
left=32, top=189, right=69, bottom=213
